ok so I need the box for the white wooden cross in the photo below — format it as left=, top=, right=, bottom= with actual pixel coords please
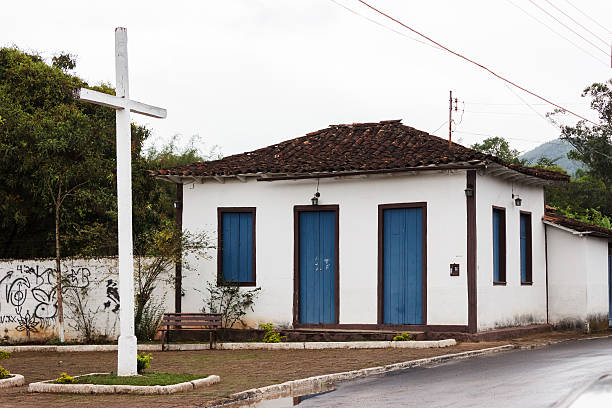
left=76, top=27, right=167, bottom=376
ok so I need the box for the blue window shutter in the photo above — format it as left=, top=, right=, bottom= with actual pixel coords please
left=493, top=210, right=501, bottom=282
left=222, top=212, right=253, bottom=283
left=520, top=214, right=527, bottom=283
left=492, top=208, right=506, bottom=283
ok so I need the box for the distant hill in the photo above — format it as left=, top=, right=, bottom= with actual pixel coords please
left=520, top=139, right=585, bottom=176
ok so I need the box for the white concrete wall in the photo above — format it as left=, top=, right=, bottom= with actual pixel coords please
left=475, top=173, right=547, bottom=330
left=547, top=226, right=609, bottom=327
left=181, top=171, right=470, bottom=328
left=0, top=258, right=172, bottom=343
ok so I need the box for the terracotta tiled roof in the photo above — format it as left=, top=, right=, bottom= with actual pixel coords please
left=543, top=206, right=612, bottom=239
left=152, top=120, right=569, bottom=182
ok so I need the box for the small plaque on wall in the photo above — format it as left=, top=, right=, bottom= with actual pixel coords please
left=450, top=263, right=460, bottom=276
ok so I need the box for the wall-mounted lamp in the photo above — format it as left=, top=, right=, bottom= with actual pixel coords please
left=513, top=194, right=522, bottom=206
left=311, top=192, right=320, bottom=206
left=464, top=186, right=474, bottom=197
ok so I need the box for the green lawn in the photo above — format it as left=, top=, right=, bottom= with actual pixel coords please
left=69, top=372, right=208, bottom=386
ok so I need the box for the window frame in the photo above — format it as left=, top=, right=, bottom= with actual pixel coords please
left=520, top=211, right=533, bottom=285
left=217, top=207, right=257, bottom=287
left=492, top=206, right=507, bottom=285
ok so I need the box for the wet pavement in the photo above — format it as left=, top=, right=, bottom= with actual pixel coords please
left=241, top=337, right=612, bottom=407
left=297, top=337, right=612, bottom=407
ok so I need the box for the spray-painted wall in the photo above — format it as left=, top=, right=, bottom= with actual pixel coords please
left=0, top=258, right=172, bottom=343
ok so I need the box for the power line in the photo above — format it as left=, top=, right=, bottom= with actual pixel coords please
left=542, top=0, right=609, bottom=46
left=430, top=120, right=448, bottom=134
left=353, top=0, right=599, bottom=126
left=328, top=0, right=442, bottom=52
left=562, top=0, right=612, bottom=35
left=526, top=0, right=609, bottom=56
left=504, top=0, right=608, bottom=66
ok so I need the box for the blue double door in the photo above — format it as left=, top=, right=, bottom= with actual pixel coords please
left=380, top=206, right=425, bottom=325
left=297, top=209, right=338, bottom=324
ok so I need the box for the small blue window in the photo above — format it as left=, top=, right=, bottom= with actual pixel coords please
left=493, top=207, right=506, bottom=284
left=218, top=209, right=255, bottom=285
left=520, top=212, right=532, bottom=284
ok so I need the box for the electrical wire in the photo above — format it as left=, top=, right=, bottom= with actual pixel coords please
left=504, top=0, right=608, bottom=66
left=542, top=0, right=609, bottom=46
left=526, top=0, right=609, bottom=56
left=328, top=0, right=442, bottom=52
left=430, top=120, right=448, bottom=135
left=353, top=0, right=599, bottom=126
left=501, top=82, right=556, bottom=126
left=562, top=0, right=612, bottom=35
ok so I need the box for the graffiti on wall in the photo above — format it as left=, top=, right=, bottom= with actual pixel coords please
left=0, top=264, right=92, bottom=335
left=104, top=279, right=120, bottom=313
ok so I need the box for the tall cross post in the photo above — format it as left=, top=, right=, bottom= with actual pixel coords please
left=76, top=27, right=167, bottom=376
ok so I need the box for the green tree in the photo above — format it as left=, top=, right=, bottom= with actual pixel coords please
left=471, top=137, right=525, bottom=164
left=551, top=81, right=612, bottom=189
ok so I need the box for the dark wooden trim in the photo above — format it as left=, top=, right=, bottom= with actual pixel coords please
left=466, top=170, right=477, bottom=334
left=544, top=224, right=549, bottom=324
left=377, top=202, right=427, bottom=325
left=217, top=207, right=257, bottom=287
left=493, top=282, right=507, bottom=286
left=257, top=165, right=485, bottom=182
left=293, top=205, right=340, bottom=326
left=520, top=211, right=533, bottom=285
left=293, top=323, right=468, bottom=332
left=175, top=183, right=183, bottom=313
left=492, top=206, right=507, bottom=284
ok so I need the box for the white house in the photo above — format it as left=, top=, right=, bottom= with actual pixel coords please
left=153, top=120, right=611, bottom=334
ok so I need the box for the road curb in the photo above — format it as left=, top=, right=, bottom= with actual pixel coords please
left=0, top=339, right=456, bottom=353
left=0, top=374, right=25, bottom=389
left=223, top=345, right=515, bottom=406
left=28, top=373, right=220, bottom=394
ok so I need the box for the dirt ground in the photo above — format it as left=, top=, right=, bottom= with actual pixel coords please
left=1, top=331, right=608, bottom=408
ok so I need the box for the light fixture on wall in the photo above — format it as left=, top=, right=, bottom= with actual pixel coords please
left=311, top=192, right=320, bottom=206
left=464, top=186, right=474, bottom=197
left=311, top=178, right=320, bottom=205
left=513, top=194, right=522, bottom=206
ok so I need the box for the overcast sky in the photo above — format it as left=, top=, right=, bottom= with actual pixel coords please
left=2, top=0, right=611, bottom=158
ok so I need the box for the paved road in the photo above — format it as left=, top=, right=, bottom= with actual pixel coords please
left=297, top=337, right=612, bottom=408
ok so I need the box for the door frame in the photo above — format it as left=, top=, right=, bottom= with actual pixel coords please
left=377, top=202, right=427, bottom=325
left=293, top=205, right=340, bottom=326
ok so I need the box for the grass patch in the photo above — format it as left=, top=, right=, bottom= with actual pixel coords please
left=69, top=372, right=207, bottom=386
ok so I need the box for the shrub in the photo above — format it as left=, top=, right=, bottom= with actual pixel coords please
left=0, top=351, right=11, bottom=379
left=392, top=332, right=414, bottom=341
left=203, top=282, right=261, bottom=328
left=260, top=323, right=286, bottom=343
left=135, top=301, right=164, bottom=341
left=56, top=372, right=75, bottom=384
left=137, top=352, right=153, bottom=374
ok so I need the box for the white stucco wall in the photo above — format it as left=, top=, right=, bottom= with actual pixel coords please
left=181, top=170, right=469, bottom=328
left=475, top=173, right=547, bottom=330
left=547, top=226, right=609, bottom=327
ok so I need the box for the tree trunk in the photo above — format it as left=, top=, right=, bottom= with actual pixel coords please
left=55, top=202, right=65, bottom=342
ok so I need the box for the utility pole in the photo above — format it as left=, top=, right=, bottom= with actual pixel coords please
left=449, top=90, right=453, bottom=150
left=448, top=91, right=459, bottom=150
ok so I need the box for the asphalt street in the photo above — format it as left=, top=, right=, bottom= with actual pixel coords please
left=294, top=337, right=612, bottom=408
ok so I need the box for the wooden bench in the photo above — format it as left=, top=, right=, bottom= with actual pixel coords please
left=160, top=313, right=222, bottom=351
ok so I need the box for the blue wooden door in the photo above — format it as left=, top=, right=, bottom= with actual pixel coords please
left=382, top=207, right=424, bottom=325
left=608, top=254, right=612, bottom=326
left=299, top=211, right=336, bottom=324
